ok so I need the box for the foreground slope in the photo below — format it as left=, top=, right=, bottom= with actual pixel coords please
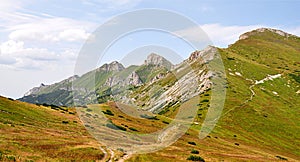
left=0, top=96, right=104, bottom=161
left=122, top=28, right=300, bottom=161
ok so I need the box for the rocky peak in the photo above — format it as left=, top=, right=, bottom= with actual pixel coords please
left=24, top=83, right=48, bottom=96
left=66, top=75, right=80, bottom=82
left=98, top=61, right=125, bottom=72
left=188, top=46, right=217, bottom=62
left=239, top=28, right=293, bottom=40
left=23, top=75, right=79, bottom=97
left=126, top=71, right=143, bottom=86
left=144, top=53, right=173, bottom=69
left=105, top=71, right=142, bottom=87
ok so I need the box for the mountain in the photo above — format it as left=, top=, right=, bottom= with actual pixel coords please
left=145, top=53, right=173, bottom=69
left=20, top=51, right=207, bottom=112
left=15, top=28, right=300, bottom=161
left=125, top=28, right=300, bottom=161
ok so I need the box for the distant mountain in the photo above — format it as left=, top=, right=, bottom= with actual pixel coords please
left=19, top=49, right=214, bottom=112
left=19, top=27, right=300, bottom=110
left=144, top=53, right=173, bottom=69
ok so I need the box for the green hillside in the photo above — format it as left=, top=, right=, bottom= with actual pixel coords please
left=5, top=28, right=300, bottom=161
left=124, top=28, right=300, bottom=161
left=0, top=96, right=104, bottom=161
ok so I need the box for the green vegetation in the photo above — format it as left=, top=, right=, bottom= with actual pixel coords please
left=102, top=109, right=114, bottom=116
left=289, top=73, right=300, bottom=83
left=187, top=155, right=205, bottom=161
left=106, top=121, right=127, bottom=131
left=188, top=141, right=197, bottom=145
left=128, top=29, right=300, bottom=161
left=191, top=149, right=199, bottom=154
left=275, top=155, right=288, bottom=161
left=0, top=96, right=104, bottom=161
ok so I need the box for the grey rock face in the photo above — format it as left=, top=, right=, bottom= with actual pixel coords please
left=105, top=71, right=142, bottom=87
left=239, top=28, right=292, bottom=40
left=24, top=75, right=80, bottom=96
left=126, top=71, right=143, bottom=86
left=188, top=46, right=217, bottom=63
left=145, top=53, right=173, bottom=69
left=98, top=61, right=125, bottom=72
left=24, top=83, right=48, bottom=96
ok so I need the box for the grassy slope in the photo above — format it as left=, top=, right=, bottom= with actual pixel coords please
left=125, top=30, right=300, bottom=161
left=0, top=96, right=104, bottom=161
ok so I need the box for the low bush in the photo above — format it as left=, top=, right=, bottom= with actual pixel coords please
left=187, top=155, right=205, bottom=161
left=102, top=110, right=114, bottom=116
left=162, top=121, right=169, bottom=124
left=200, top=99, right=209, bottom=103
left=188, top=141, right=196, bottom=145
left=129, top=127, right=138, bottom=131
left=275, top=155, right=287, bottom=161
left=62, top=121, right=69, bottom=124
left=106, top=122, right=127, bottom=131
left=191, top=149, right=199, bottom=154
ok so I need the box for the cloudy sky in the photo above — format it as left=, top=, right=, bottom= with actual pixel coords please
left=0, top=0, right=299, bottom=98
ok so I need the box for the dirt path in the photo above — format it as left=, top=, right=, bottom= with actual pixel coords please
left=117, top=153, right=132, bottom=162
left=223, top=73, right=281, bottom=116
left=99, top=147, right=109, bottom=161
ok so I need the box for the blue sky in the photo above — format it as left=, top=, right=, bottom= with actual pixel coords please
left=0, top=0, right=299, bottom=98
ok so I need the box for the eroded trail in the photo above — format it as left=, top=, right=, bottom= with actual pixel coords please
left=223, top=73, right=281, bottom=116
left=100, top=147, right=132, bottom=162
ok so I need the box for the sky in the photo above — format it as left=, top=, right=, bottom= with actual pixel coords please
left=0, top=0, right=300, bottom=98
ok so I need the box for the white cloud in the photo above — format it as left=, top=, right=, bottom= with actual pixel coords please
left=0, top=56, right=17, bottom=65
left=8, top=17, right=95, bottom=42
left=58, top=29, right=90, bottom=42
left=0, top=40, right=78, bottom=70
left=0, top=40, right=24, bottom=53
left=176, top=24, right=263, bottom=47
left=176, top=24, right=300, bottom=48
left=286, top=27, right=300, bottom=37
left=0, top=0, right=23, bottom=12
left=201, top=24, right=264, bottom=47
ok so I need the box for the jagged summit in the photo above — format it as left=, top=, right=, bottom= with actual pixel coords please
left=239, top=28, right=295, bottom=40
left=24, top=83, right=48, bottom=96
left=98, top=61, right=125, bottom=72
left=144, top=53, right=173, bottom=69
left=24, top=75, right=79, bottom=97
left=188, top=46, right=217, bottom=62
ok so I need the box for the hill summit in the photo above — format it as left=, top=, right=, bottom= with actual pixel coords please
left=239, top=27, right=294, bottom=40
left=144, top=53, right=173, bottom=69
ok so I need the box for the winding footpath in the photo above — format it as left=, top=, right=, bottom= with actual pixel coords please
left=223, top=73, right=282, bottom=116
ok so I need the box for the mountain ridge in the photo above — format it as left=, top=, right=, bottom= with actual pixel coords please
left=19, top=27, right=300, bottom=107
left=9, top=27, right=300, bottom=161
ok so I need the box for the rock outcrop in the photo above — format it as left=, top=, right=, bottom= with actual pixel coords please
left=126, top=71, right=143, bottom=86
left=97, top=61, right=125, bottom=72
left=144, top=53, right=173, bottom=69
left=105, top=71, right=143, bottom=87
left=24, top=75, right=80, bottom=96
left=188, top=46, right=217, bottom=63
left=24, top=83, right=48, bottom=96
left=239, top=28, right=293, bottom=40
